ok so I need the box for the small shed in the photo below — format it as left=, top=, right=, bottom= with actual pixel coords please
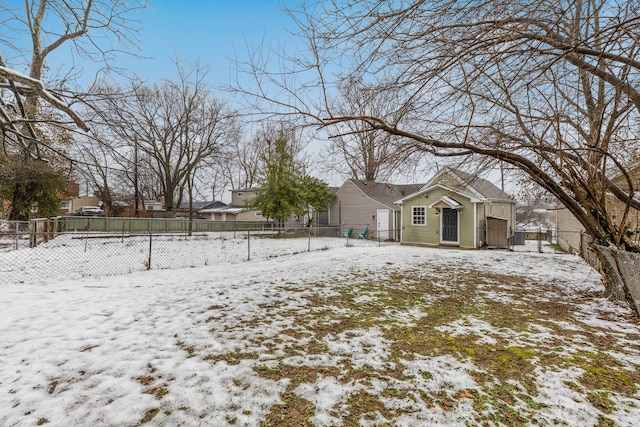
left=486, top=216, right=509, bottom=248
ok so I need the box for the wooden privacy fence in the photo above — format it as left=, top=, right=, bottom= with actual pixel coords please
left=30, top=218, right=60, bottom=247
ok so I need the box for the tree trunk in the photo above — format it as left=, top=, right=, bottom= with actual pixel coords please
left=592, top=244, right=631, bottom=304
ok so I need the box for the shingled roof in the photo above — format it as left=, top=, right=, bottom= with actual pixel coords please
left=424, top=167, right=512, bottom=200
left=348, top=179, right=425, bottom=208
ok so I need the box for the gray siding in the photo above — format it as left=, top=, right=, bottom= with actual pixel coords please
left=556, top=208, right=584, bottom=253
left=329, top=180, right=398, bottom=239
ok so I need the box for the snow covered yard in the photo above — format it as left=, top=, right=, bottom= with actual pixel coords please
left=1, top=240, right=639, bottom=426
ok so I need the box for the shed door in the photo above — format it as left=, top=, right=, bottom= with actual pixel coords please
left=441, top=208, right=458, bottom=243
left=486, top=217, right=508, bottom=248
left=377, top=209, right=390, bottom=240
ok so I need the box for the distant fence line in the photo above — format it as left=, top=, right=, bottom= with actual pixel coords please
left=60, top=216, right=277, bottom=234
left=580, top=233, right=640, bottom=315
left=1, top=218, right=281, bottom=250
left=0, top=220, right=390, bottom=285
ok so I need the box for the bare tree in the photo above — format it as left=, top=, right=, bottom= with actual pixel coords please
left=217, top=120, right=311, bottom=192
left=0, top=0, right=145, bottom=219
left=72, top=123, right=139, bottom=216
left=323, top=77, right=421, bottom=182
left=234, top=0, right=640, bottom=302
left=88, top=61, right=238, bottom=224
left=216, top=129, right=261, bottom=191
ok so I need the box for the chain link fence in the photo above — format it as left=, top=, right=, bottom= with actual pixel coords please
left=580, top=233, right=640, bottom=315
left=1, top=219, right=386, bottom=285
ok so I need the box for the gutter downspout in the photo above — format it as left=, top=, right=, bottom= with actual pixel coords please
left=398, top=203, right=403, bottom=243
left=473, top=202, right=478, bottom=248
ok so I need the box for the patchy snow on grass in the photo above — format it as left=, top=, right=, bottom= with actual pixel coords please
left=1, top=236, right=639, bottom=426
left=532, top=366, right=602, bottom=426
left=324, top=328, right=392, bottom=371
left=295, top=375, right=352, bottom=426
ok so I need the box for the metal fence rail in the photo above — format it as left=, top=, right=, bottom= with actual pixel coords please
left=59, top=217, right=276, bottom=233
left=0, top=223, right=385, bottom=285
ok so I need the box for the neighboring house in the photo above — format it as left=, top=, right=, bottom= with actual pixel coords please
left=198, top=189, right=272, bottom=223
left=556, top=165, right=640, bottom=253
left=329, top=179, right=424, bottom=240
left=396, top=167, right=516, bottom=249
left=516, top=201, right=556, bottom=231
left=174, top=201, right=220, bottom=218
left=556, top=206, right=584, bottom=253
left=609, top=165, right=640, bottom=245
left=58, top=182, right=101, bottom=215
left=144, top=199, right=165, bottom=212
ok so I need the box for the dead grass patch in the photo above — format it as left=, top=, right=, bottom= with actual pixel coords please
left=193, top=262, right=640, bottom=425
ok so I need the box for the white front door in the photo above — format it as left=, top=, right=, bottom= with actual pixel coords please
left=377, top=209, right=390, bottom=240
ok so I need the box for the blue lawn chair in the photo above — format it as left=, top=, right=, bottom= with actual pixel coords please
left=357, top=227, right=369, bottom=239
left=342, top=227, right=354, bottom=238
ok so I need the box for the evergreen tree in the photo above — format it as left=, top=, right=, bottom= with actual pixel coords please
left=0, top=158, right=67, bottom=220
left=250, top=137, right=305, bottom=229
left=300, top=175, right=333, bottom=226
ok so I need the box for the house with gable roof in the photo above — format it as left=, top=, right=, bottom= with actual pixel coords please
left=329, top=179, right=424, bottom=240
left=395, top=167, right=516, bottom=248
left=198, top=189, right=272, bottom=222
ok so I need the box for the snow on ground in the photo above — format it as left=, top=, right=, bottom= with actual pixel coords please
left=1, top=237, right=639, bottom=426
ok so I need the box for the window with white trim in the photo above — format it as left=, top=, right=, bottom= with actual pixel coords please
left=412, top=206, right=426, bottom=225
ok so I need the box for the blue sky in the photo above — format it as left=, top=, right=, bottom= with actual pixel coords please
left=123, top=0, right=296, bottom=86
left=30, top=0, right=298, bottom=90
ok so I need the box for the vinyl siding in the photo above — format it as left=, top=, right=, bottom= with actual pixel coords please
left=556, top=208, right=584, bottom=253
left=401, top=191, right=515, bottom=248
left=236, top=210, right=271, bottom=222
left=401, top=188, right=476, bottom=248
left=231, top=190, right=256, bottom=206
left=329, top=181, right=396, bottom=238
left=486, top=202, right=516, bottom=228
left=435, top=172, right=469, bottom=194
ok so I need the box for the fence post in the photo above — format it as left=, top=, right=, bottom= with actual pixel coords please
left=508, top=226, right=513, bottom=251
left=308, top=226, right=311, bottom=252
left=538, top=227, right=542, bottom=253
left=29, top=220, right=35, bottom=248
left=247, top=229, right=251, bottom=261
left=147, top=231, right=153, bottom=270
